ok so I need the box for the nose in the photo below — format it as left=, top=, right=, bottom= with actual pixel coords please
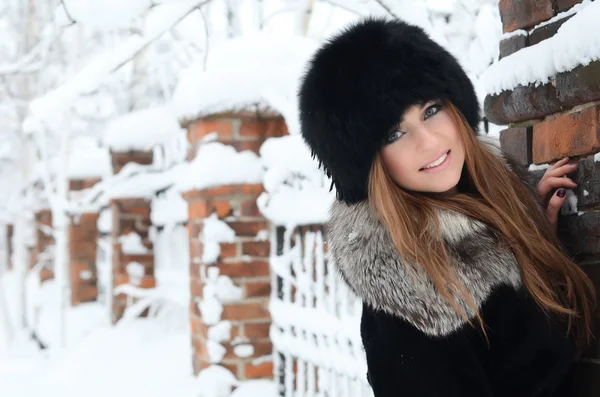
left=414, top=125, right=439, bottom=152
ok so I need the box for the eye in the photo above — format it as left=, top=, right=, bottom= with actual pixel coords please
left=386, top=129, right=404, bottom=144
left=424, top=103, right=442, bottom=120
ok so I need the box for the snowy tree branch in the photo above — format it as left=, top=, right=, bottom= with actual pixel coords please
left=372, top=0, right=400, bottom=18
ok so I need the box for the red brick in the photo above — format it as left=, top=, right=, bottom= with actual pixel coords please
left=245, top=361, right=274, bottom=379
left=219, top=243, right=238, bottom=258
left=484, top=83, right=562, bottom=125
left=223, top=340, right=272, bottom=360
left=532, top=106, right=600, bottom=164
left=239, top=119, right=288, bottom=138
left=189, top=200, right=210, bottom=219
left=188, top=120, right=233, bottom=143
left=226, top=221, right=268, bottom=237
left=190, top=278, right=204, bottom=299
left=240, top=198, right=261, bottom=217
left=239, top=185, right=264, bottom=195
left=555, top=61, right=600, bottom=109
left=215, top=261, right=270, bottom=278
left=221, top=302, right=270, bottom=321
left=230, top=141, right=264, bottom=155
left=190, top=314, right=209, bottom=336
left=241, top=242, right=270, bottom=257
left=190, top=241, right=204, bottom=261
left=499, top=127, right=532, bottom=166
left=211, top=200, right=233, bottom=218
left=528, top=15, right=572, bottom=46
left=499, top=33, right=528, bottom=59
left=499, top=0, right=554, bottom=33
left=243, top=322, right=271, bottom=339
left=244, top=281, right=271, bottom=298
left=556, top=0, right=583, bottom=12
left=199, top=186, right=239, bottom=198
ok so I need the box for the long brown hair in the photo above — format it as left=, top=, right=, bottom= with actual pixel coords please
left=368, top=102, right=595, bottom=354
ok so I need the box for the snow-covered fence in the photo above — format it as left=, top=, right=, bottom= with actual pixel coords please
left=270, top=224, right=372, bottom=397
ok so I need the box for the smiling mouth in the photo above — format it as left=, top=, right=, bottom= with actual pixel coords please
left=419, top=150, right=451, bottom=171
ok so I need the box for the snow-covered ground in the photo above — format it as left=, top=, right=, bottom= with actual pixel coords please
left=0, top=271, right=275, bottom=397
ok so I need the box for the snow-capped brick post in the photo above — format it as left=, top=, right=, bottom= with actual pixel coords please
left=33, top=209, right=54, bottom=281
left=485, top=1, right=600, bottom=395
left=183, top=183, right=273, bottom=379
left=186, top=112, right=288, bottom=160
left=110, top=150, right=154, bottom=175
left=109, top=198, right=155, bottom=323
left=178, top=114, right=284, bottom=378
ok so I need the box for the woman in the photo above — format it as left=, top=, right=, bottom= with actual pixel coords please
left=298, top=18, right=595, bottom=396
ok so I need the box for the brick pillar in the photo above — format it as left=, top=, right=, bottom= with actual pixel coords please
left=34, top=209, right=54, bottom=281
left=109, top=198, right=154, bottom=323
left=68, top=178, right=101, bottom=305
left=182, top=111, right=287, bottom=379
left=184, top=185, right=272, bottom=379
left=488, top=1, right=599, bottom=395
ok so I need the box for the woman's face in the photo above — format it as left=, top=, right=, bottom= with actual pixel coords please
left=380, top=101, right=465, bottom=194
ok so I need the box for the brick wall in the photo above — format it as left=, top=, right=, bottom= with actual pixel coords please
left=487, top=1, right=600, bottom=395
left=34, top=209, right=54, bottom=282
left=109, top=198, right=155, bottom=323
left=183, top=111, right=287, bottom=379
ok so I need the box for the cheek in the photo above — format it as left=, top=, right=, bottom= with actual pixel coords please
left=381, top=146, right=414, bottom=184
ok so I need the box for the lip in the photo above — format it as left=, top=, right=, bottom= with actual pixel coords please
left=419, top=150, right=451, bottom=173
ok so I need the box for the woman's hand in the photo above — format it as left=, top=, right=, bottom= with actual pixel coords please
left=536, top=157, right=578, bottom=229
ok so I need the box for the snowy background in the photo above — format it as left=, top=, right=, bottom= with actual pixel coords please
left=0, top=0, right=532, bottom=396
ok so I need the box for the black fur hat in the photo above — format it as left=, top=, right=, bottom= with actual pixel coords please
left=298, top=17, right=481, bottom=204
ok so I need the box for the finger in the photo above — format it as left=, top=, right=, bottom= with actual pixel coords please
left=543, top=162, right=578, bottom=179
left=546, top=188, right=567, bottom=228
left=540, top=157, right=572, bottom=181
left=538, top=176, right=578, bottom=198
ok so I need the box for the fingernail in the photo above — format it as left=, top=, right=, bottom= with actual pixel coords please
left=557, top=188, right=566, bottom=198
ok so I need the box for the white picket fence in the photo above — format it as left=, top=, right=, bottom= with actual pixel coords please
left=270, top=224, right=373, bottom=397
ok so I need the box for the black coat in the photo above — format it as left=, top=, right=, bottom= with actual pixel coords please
left=327, top=148, right=576, bottom=396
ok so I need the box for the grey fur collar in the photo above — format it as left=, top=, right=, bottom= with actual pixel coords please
left=327, top=139, right=526, bottom=337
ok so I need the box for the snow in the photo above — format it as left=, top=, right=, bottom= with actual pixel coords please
left=68, top=137, right=111, bottom=179
left=207, top=339, right=227, bottom=363
left=233, top=344, right=254, bottom=358
left=62, top=0, right=152, bottom=29
left=561, top=189, right=579, bottom=215
left=97, top=207, right=112, bottom=234
left=103, top=107, right=183, bottom=152
left=594, top=152, right=600, bottom=162
left=119, top=232, right=149, bottom=255
left=258, top=135, right=335, bottom=226
left=30, top=0, right=203, bottom=116
left=230, top=379, right=277, bottom=397
left=483, top=0, right=598, bottom=95
left=195, top=365, right=239, bottom=397
left=171, top=33, right=319, bottom=135
left=125, top=262, right=145, bottom=286
left=201, top=214, right=236, bottom=264
left=175, top=142, right=264, bottom=194
left=529, top=163, right=550, bottom=171
left=500, top=29, right=527, bottom=40
left=151, top=188, right=188, bottom=226
left=208, top=321, right=232, bottom=342
left=584, top=190, right=589, bottom=197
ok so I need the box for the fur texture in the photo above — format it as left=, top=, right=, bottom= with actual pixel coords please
left=328, top=200, right=522, bottom=337
left=298, top=17, right=481, bottom=204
